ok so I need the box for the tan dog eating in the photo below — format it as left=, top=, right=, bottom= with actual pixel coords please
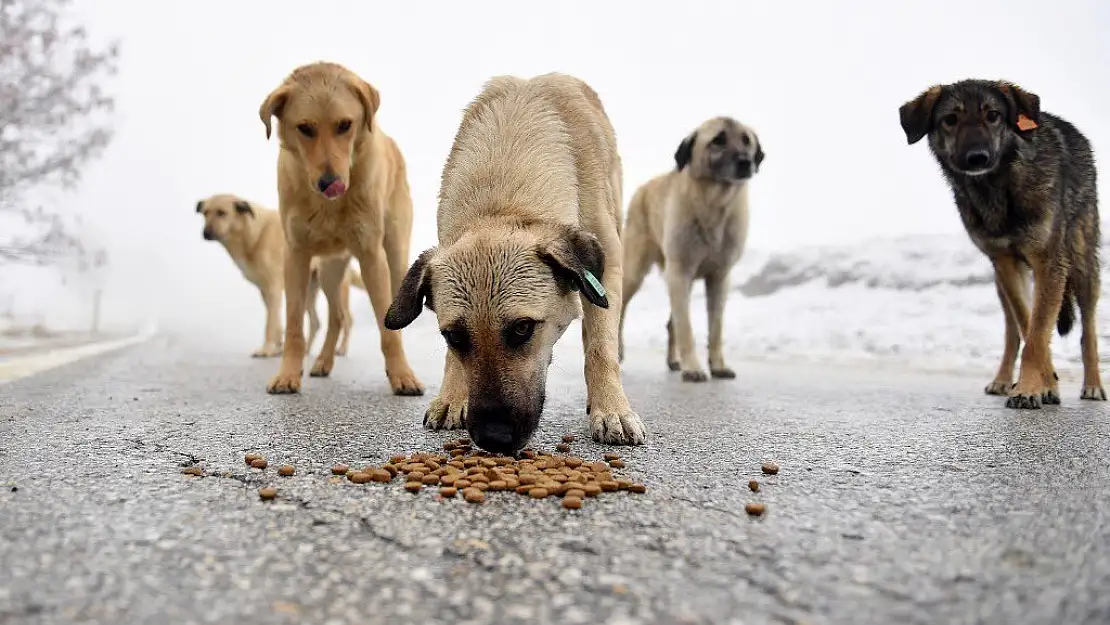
left=384, top=73, right=646, bottom=453
left=258, top=61, right=423, bottom=396
left=196, top=193, right=363, bottom=358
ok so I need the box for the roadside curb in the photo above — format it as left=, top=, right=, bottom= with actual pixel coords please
left=0, top=330, right=157, bottom=385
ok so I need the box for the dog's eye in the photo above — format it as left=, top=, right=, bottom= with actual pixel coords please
left=336, top=119, right=352, bottom=135
left=296, top=123, right=316, bottom=138
left=741, top=134, right=752, bottom=147
left=441, top=329, right=471, bottom=352
left=216, top=209, right=226, bottom=217
left=986, top=110, right=1002, bottom=124
left=504, top=319, right=537, bottom=348
left=941, top=114, right=958, bottom=128
left=711, top=132, right=727, bottom=146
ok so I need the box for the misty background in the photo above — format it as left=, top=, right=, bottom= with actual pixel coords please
left=3, top=0, right=1109, bottom=375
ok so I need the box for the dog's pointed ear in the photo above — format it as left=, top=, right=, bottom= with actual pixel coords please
left=538, top=227, right=608, bottom=309
left=195, top=200, right=204, bottom=214
left=352, top=78, right=381, bottom=133
left=384, top=248, right=436, bottom=330
left=899, top=85, right=943, bottom=145
left=998, top=82, right=1041, bottom=138
left=754, top=142, right=765, bottom=172
left=233, top=200, right=255, bottom=218
left=259, top=84, right=291, bottom=140
left=674, top=132, right=696, bottom=172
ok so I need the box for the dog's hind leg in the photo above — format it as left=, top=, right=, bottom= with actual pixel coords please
left=1008, top=252, right=1067, bottom=408
left=336, top=275, right=353, bottom=357
left=705, top=271, right=735, bottom=379
left=618, top=223, right=657, bottom=363
left=986, top=256, right=1030, bottom=395
left=305, top=269, right=321, bottom=356
left=1073, top=261, right=1106, bottom=401
left=664, top=263, right=706, bottom=382
left=309, top=257, right=350, bottom=378
left=254, top=283, right=285, bottom=358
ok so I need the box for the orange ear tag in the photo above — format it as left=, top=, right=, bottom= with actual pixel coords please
left=1016, top=114, right=1038, bottom=131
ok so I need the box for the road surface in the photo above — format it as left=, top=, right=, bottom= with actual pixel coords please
left=2, top=318, right=1109, bottom=625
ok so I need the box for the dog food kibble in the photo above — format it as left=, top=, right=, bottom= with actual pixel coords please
left=370, top=470, right=392, bottom=482
left=440, top=486, right=458, bottom=498
left=331, top=464, right=349, bottom=475
left=745, top=503, right=766, bottom=516
left=463, top=488, right=485, bottom=503
left=600, top=480, right=619, bottom=492
left=244, top=453, right=262, bottom=465
left=250, top=459, right=268, bottom=469
left=629, top=483, right=647, bottom=494
left=349, top=472, right=371, bottom=484
left=609, top=459, right=626, bottom=469
left=583, top=483, right=603, bottom=497
left=422, top=474, right=440, bottom=485
left=565, top=488, right=586, bottom=499
left=749, top=480, right=760, bottom=492
left=603, top=452, right=621, bottom=461
left=258, top=487, right=277, bottom=500
left=555, top=443, right=572, bottom=453
left=404, top=481, right=422, bottom=493
left=390, top=455, right=407, bottom=464
left=562, top=434, right=577, bottom=443
left=761, top=462, right=780, bottom=475
left=529, top=487, right=550, bottom=499
left=182, top=466, right=203, bottom=476
left=277, top=465, right=295, bottom=477
left=562, top=496, right=583, bottom=509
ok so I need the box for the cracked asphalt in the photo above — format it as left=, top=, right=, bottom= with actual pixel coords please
left=1, top=315, right=1109, bottom=625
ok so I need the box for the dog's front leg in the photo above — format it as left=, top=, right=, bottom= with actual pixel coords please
left=309, top=257, right=349, bottom=378
left=705, top=271, right=735, bottom=379
left=253, top=284, right=284, bottom=358
left=424, top=349, right=468, bottom=430
left=664, top=264, right=706, bottom=382
left=356, top=242, right=425, bottom=396
left=582, top=261, right=647, bottom=446
left=267, top=249, right=312, bottom=394
left=1008, top=254, right=1066, bottom=408
left=986, top=256, right=1029, bottom=395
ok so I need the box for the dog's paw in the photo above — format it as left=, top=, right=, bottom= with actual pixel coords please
left=424, top=396, right=467, bottom=430
left=710, top=367, right=737, bottom=380
left=335, top=347, right=348, bottom=357
left=667, top=359, right=681, bottom=372
left=267, top=371, right=302, bottom=394
left=309, top=356, right=333, bottom=378
left=388, top=370, right=425, bottom=397
left=984, top=380, right=1013, bottom=396
left=1041, top=389, right=1061, bottom=405
left=682, top=369, right=709, bottom=383
left=590, top=408, right=647, bottom=446
left=1005, top=392, right=1041, bottom=409
left=1081, top=385, right=1107, bottom=401
left=252, top=345, right=283, bottom=358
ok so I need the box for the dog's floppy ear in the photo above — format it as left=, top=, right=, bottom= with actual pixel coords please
left=538, top=226, right=609, bottom=309
left=754, top=141, right=765, bottom=172
left=233, top=200, right=255, bottom=218
left=899, top=85, right=943, bottom=145
left=384, top=248, right=436, bottom=330
left=195, top=200, right=204, bottom=214
left=258, top=84, right=291, bottom=140
left=351, top=78, right=381, bottom=132
left=997, top=82, right=1041, bottom=138
left=674, top=132, right=696, bottom=172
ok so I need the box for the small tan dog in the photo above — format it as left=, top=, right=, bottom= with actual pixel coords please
left=619, top=116, right=764, bottom=382
left=258, top=61, right=423, bottom=396
left=196, top=193, right=363, bottom=357
left=384, top=73, right=646, bottom=453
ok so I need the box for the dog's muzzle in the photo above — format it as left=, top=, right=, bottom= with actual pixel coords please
left=466, top=398, right=538, bottom=455
left=202, top=227, right=215, bottom=241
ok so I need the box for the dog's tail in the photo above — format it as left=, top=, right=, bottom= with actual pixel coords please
left=347, top=266, right=366, bottom=292
left=1057, top=278, right=1076, bottom=337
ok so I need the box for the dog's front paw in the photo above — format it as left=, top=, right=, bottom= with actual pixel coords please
left=424, top=396, right=468, bottom=430
left=309, top=355, right=333, bottom=378
left=681, top=369, right=709, bottom=383
left=710, top=367, right=736, bottom=380
left=984, top=379, right=1013, bottom=396
left=1081, top=385, right=1107, bottom=401
left=388, top=369, right=425, bottom=397
left=267, top=370, right=302, bottom=394
left=667, top=359, right=681, bottom=372
left=590, top=407, right=647, bottom=446
left=252, top=344, right=283, bottom=358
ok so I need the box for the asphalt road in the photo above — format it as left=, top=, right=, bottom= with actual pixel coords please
left=2, top=317, right=1109, bottom=625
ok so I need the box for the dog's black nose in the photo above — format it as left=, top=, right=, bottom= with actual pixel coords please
left=317, top=173, right=339, bottom=193
left=202, top=228, right=215, bottom=241
left=468, top=403, right=522, bottom=454
left=964, top=149, right=991, bottom=169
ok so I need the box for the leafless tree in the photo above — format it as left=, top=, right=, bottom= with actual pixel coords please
left=0, top=0, right=118, bottom=266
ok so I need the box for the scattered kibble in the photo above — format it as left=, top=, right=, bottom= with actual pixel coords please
left=745, top=503, right=766, bottom=516
left=258, top=487, right=277, bottom=500
left=278, top=465, right=295, bottom=477
left=250, top=459, right=268, bottom=470
left=349, top=472, right=371, bottom=484
left=440, top=486, right=458, bottom=498
left=555, top=443, right=572, bottom=453
left=609, top=459, right=626, bottom=469
left=603, top=452, right=621, bottom=461
left=244, top=453, right=262, bottom=465
left=761, top=462, right=779, bottom=475
left=562, top=496, right=583, bottom=509
left=331, top=464, right=350, bottom=475
left=463, top=488, right=485, bottom=503
left=629, top=483, right=646, bottom=494
left=562, top=434, right=577, bottom=443
left=404, top=481, right=422, bottom=493
left=182, top=466, right=203, bottom=476
left=749, top=480, right=760, bottom=492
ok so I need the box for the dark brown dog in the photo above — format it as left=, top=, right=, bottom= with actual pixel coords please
left=900, top=78, right=1105, bottom=408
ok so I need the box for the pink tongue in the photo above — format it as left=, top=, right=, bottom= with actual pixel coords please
left=323, top=180, right=346, bottom=198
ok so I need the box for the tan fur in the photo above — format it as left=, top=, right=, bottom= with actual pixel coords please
left=384, top=73, right=646, bottom=451
left=196, top=193, right=363, bottom=358
left=257, top=62, right=422, bottom=396
left=619, top=116, right=764, bottom=382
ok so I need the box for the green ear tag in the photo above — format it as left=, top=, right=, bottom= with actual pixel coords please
left=583, top=270, right=607, bottom=298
